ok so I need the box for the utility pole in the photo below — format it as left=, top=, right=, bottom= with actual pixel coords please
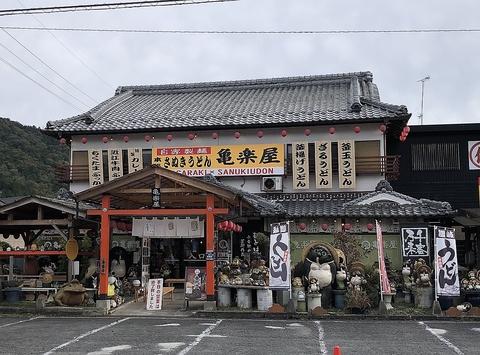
left=418, top=76, right=430, bottom=125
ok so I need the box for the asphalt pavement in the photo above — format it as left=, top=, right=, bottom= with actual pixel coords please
left=0, top=316, right=478, bottom=354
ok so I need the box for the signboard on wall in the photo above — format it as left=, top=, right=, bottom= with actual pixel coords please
left=338, top=140, right=356, bottom=189
left=185, top=266, right=206, bottom=301
left=292, top=142, right=309, bottom=190
left=88, top=149, right=104, bottom=187
left=151, top=144, right=284, bottom=176
left=315, top=141, right=332, bottom=189
left=434, top=226, right=460, bottom=297
left=269, top=221, right=291, bottom=288
left=108, top=149, right=123, bottom=181
left=146, top=278, right=163, bottom=310
left=128, top=148, right=143, bottom=173
left=468, top=141, right=480, bottom=170
left=401, top=227, right=429, bottom=258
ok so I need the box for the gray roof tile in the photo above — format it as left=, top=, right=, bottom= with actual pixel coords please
left=45, top=72, right=409, bottom=134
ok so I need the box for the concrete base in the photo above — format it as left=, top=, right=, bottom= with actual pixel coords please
left=378, top=300, right=388, bottom=315
left=415, top=287, right=433, bottom=309
left=432, top=300, right=442, bottom=315
left=257, top=289, right=273, bottom=311
left=276, top=290, right=290, bottom=306
left=237, top=288, right=252, bottom=309
left=383, top=293, right=395, bottom=310
left=96, top=299, right=111, bottom=312
left=307, top=293, right=322, bottom=311
left=203, top=301, right=217, bottom=312
left=217, top=287, right=232, bottom=307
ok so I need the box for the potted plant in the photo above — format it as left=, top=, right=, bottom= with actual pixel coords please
left=345, top=288, right=371, bottom=314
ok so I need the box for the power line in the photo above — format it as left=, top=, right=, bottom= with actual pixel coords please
left=0, top=39, right=91, bottom=108
left=0, top=0, right=238, bottom=16
left=0, top=26, right=479, bottom=35
left=0, top=55, right=84, bottom=111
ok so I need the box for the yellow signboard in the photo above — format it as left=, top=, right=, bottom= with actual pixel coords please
left=152, top=144, right=284, bottom=176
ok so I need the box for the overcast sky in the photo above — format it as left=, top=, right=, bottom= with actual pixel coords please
left=0, top=0, right=479, bottom=128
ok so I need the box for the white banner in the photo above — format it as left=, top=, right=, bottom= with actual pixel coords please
left=292, top=142, right=309, bottom=190
left=128, top=148, right=143, bottom=174
left=108, top=149, right=123, bottom=181
left=88, top=149, right=104, bottom=187
left=269, top=222, right=291, bottom=288
left=434, top=226, right=460, bottom=297
left=146, top=278, right=163, bottom=310
left=132, top=217, right=204, bottom=238
left=338, top=140, right=356, bottom=189
left=315, top=141, right=332, bottom=189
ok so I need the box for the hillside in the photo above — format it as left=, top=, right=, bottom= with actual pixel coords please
left=0, top=117, right=69, bottom=197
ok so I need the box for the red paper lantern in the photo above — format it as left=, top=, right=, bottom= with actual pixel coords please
left=321, top=223, right=329, bottom=231
left=234, top=131, right=241, bottom=139
left=367, top=223, right=374, bottom=231
left=256, top=130, right=264, bottom=138
left=328, top=127, right=336, bottom=135
left=81, top=137, right=88, bottom=144
left=298, top=222, right=307, bottom=231
left=379, top=124, right=387, bottom=133
left=401, top=131, right=407, bottom=138
left=281, top=129, right=288, bottom=137
left=123, top=135, right=129, bottom=143
left=226, top=221, right=234, bottom=231
left=354, top=126, right=361, bottom=134
left=400, top=136, right=406, bottom=142
left=167, top=134, right=173, bottom=141
left=211, top=132, right=218, bottom=140
left=344, top=223, right=352, bottom=230
left=235, top=224, right=241, bottom=233
left=59, top=138, right=66, bottom=145
left=403, top=126, right=410, bottom=134
left=188, top=133, right=195, bottom=140
left=239, top=226, right=243, bottom=233
left=217, top=223, right=223, bottom=231
left=144, top=135, right=151, bottom=142
left=102, top=136, right=109, bottom=143
left=304, top=128, right=311, bottom=136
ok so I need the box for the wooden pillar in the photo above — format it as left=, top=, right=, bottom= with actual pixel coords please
left=206, top=194, right=215, bottom=300
left=98, top=194, right=111, bottom=299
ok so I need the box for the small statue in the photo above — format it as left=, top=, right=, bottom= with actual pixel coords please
left=292, top=277, right=303, bottom=288
left=308, top=262, right=332, bottom=291
left=54, top=280, right=87, bottom=306
left=413, top=259, right=432, bottom=288
left=308, top=277, right=320, bottom=293
left=335, top=269, right=347, bottom=290
left=401, top=263, right=413, bottom=291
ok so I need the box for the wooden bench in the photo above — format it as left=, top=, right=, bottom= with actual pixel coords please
left=163, top=286, right=175, bottom=300
left=164, top=278, right=185, bottom=288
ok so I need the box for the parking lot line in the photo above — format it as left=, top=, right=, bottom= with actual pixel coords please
left=418, top=321, right=464, bottom=355
left=42, top=317, right=131, bottom=355
left=0, top=316, right=41, bottom=328
left=177, top=319, right=223, bottom=355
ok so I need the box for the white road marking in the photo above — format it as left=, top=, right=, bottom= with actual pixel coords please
left=287, top=323, right=304, bottom=327
left=418, top=322, right=464, bottom=355
left=87, top=345, right=132, bottom=355
left=157, top=342, right=185, bottom=353
left=472, top=328, right=480, bottom=332
left=177, top=319, right=222, bottom=355
left=314, top=321, right=327, bottom=355
left=265, top=326, right=285, bottom=329
left=43, top=317, right=130, bottom=355
left=186, top=334, right=227, bottom=338
left=200, top=323, right=217, bottom=326
left=0, top=316, right=41, bottom=328
left=155, top=323, right=180, bottom=327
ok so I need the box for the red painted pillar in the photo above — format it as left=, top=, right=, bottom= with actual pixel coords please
left=98, top=194, right=111, bottom=298
left=206, top=194, right=215, bottom=300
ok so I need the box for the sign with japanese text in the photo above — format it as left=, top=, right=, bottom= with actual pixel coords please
left=128, top=148, right=143, bottom=173
left=269, top=222, right=291, bottom=289
left=146, top=278, right=163, bottom=310
left=292, top=142, right=309, bottom=190
left=185, top=266, right=206, bottom=301
left=338, top=140, right=356, bottom=189
left=108, top=149, right=123, bottom=181
left=468, top=141, right=480, bottom=170
left=88, top=149, right=104, bottom=187
left=152, top=188, right=161, bottom=208
left=315, top=141, right=332, bottom=189
left=434, top=226, right=460, bottom=297
left=401, top=227, right=429, bottom=258
left=151, top=144, right=284, bottom=177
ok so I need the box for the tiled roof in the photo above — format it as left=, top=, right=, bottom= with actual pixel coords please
left=262, top=181, right=454, bottom=218
left=45, top=72, right=410, bottom=134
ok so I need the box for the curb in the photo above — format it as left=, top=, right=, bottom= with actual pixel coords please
left=0, top=305, right=105, bottom=317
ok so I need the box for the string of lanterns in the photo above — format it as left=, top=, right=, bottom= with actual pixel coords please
left=217, top=220, right=243, bottom=233
left=59, top=124, right=392, bottom=144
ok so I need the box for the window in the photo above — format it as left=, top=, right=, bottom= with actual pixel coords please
left=411, top=143, right=460, bottom=171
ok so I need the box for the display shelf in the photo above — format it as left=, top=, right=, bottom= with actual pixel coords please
left=0, top=251, right=94, bottom=257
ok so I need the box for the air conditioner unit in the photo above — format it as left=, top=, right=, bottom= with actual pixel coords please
left=261, top=176, right=283, bottom=192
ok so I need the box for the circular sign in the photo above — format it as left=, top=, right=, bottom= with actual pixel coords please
left=65, top=238, right=79, bottom=261
left=469, top=142, right=480, bottom=169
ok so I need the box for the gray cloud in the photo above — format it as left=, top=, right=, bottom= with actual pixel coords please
left=0, top=0, right=479, bottom=127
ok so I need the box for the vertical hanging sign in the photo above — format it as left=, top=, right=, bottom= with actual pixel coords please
left=434, top=226, right=460, bottom=297
left=315, top=141, right=332, bottom=189
left=292, top=142, right=309, bottom=190
left=88, top=149, right=104, bottom=187
left=338, top=140, right=356, bottom=189
left=128, top=148, right=143, bottom=174
left=108, top=149, right=123, bottom=181
left=269, top=222, right=291, bottom=288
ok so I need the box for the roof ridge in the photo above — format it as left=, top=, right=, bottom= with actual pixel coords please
left=115, top=71, right=374, bottom=95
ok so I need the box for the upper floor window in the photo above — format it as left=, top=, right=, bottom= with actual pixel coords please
left=411, top=143, right=460, bottom=171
